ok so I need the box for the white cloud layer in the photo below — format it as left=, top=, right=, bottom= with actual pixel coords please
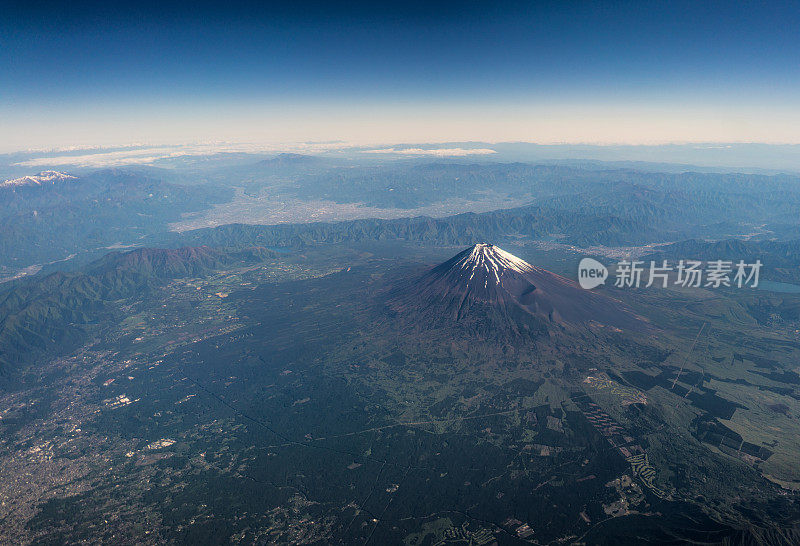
left=12, top=142, right=351, bottom=168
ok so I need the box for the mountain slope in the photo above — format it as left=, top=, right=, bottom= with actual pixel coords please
left=0, top=246, right=274, bottom=377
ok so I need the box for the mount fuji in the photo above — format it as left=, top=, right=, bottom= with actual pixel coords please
left=392, top=243, right=649, bottom=339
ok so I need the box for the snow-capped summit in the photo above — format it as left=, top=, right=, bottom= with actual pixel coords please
left=424, top=243, right=547, bottom=298
left=455, top=243, right=535, bottom=281
left=1, top=171, right=77, bottom=187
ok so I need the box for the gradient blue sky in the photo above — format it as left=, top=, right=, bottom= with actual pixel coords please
left=2, top=0, right=799, bottom=150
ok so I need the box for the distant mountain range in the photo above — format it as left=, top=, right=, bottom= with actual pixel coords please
left=643, top=239, right=800, bottom=283
left=289, top=162, right=800, bottom=213
left=257, top=153, right=322, bottom=169
left=163, top=162, right=800, bottom=254
left=5, top=161, right=800, bottom=283
left=0, top=169, right=231, bottom=269
left=170, top=203, right=667, bottom=251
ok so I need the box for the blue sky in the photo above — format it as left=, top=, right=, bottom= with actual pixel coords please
left=1, top=1, right=799, bottom=150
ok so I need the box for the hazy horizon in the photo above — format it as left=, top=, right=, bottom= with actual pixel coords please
left=5, top=141, right=800, bottom=175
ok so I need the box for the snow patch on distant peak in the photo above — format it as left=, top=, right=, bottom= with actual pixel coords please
left=457, top=243, right=534, bottom=283
left=1, top=171, right=76, bottom=187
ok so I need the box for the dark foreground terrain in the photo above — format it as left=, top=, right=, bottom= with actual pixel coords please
left=2, top=240, right=800, bottom=544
